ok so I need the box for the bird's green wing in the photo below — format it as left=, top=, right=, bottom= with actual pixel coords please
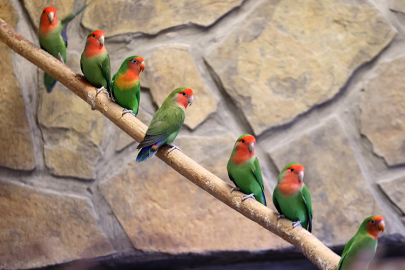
left=101, top=54, right=112, bottom=98
left=272, top=186, right=282, bottom=215
left=251, top=157, right=266, bottom=205
left=138, top=105, right=184, bottom=149
left=301, top=185, right=313, bottom=232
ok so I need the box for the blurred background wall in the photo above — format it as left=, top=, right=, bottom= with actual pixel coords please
left=0, top=0, right=405, bottom=269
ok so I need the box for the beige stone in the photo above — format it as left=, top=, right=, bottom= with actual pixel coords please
left=100, top=135, right=287, bottom=253
left=81, top=0, right=243, bottom=37
left=144, top=45, right=218, bottom=129
left=38, top=54, right=104, bottom=179
left=0, top=0, right=35, bottom=171
left=205, top=0, right=396, bottom=135
left=378, top=176, right=405, bottom=215
left=361, top=57, right=405, bottom=166
left=23, top=0, right=75, bottom=27
left=390, top=0, right=405, bottom=13
left=0, top=180, right=112, bottom=269
left=269, top=118, right=382, bottom=246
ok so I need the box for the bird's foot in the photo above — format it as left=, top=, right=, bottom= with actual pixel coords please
left=122, top=109, right=136, bottom=117
left=292, top=220, right=302, bottom=229
left=277, top=214, right=285, bottom=220
left=75, top=73, right=86, bottom=80
left=242, top=193, right=256, bottom=202
left=96, top=86, right=105, bottom=96
left=167, top=144, right=182, bottom=155
left=231, top=187, right=241, bottom=193
left=57, top=52, right=64, bottom=64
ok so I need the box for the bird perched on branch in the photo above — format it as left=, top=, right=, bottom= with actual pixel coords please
left=80, top=30, right=112, bottom=99
left=136, top=87, right=194, bottom=162
left=39, top=4, right=88, bottom=93
left=227, top=134, right=266, bottom=206
left=112, top=56, right=145, bottom=117
left=273, top=163, right=313, bottom=232
left=337, top=216, right=385, bottom=270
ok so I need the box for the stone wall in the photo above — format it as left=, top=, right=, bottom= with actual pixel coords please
left=1, top=0, right=405, bottom=269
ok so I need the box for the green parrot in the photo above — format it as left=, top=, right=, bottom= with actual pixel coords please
left=226, top=134, right=266, bottom=206
left=112, top=56, right=145, bottom=116
left=273, top=163, right=313, bottom=232
left=80, top=30, right=112, bottom=98
left=136, top=87, right=194, bottom=162
left=337, top=216, right=385, bottom=270
left=39, top=5, right=88, bottom=92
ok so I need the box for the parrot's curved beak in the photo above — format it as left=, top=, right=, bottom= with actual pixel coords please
left=48, top=12, right=54, bottom=23
left=298, top=171, right=304, bottom=182
left=248, top=142, right=254, bottom=153
left=140, top=61, right=145, bottom=72
left=378, top=220, right=385, bottom=233
left=188, top=95, right=194, bottom=106
left=98, top=35, right=105, bottom=46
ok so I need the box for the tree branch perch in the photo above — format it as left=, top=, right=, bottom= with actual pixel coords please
left=0, top=18, right=340, bottom=270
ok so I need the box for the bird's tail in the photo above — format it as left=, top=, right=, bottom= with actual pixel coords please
left=136, top=140, right=163, bottom=162
left=261, top=193, right=267, bottom=206
left=44, top=73, right=57, bottom=93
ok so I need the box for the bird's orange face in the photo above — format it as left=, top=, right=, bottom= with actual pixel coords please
left=366, top=216, right=385, bottom=239
left=40, top=7, right=58, bottom=31
left=176, top=88, right=194, bottom=109
left=128, top=56, right=145, bottom=73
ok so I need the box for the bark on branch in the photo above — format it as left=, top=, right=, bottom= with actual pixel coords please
left=0, top=18, right=340, bottom=270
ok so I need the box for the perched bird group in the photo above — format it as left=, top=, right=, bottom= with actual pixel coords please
left=38, top=5, right=385, bottom=270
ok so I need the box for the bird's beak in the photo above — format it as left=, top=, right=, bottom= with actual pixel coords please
left=298, top=171, right=304, bottom=182
left=248, top=142, right=254, bottom=153
left=48, top=12, right=54, bottom=23
left=188, top=95, right=194, bottom=106
left=98, top=35, right=105, bottom=46
left=378, top=220, right=385, bottom=233
left=139, top=61, right=145, bottom=72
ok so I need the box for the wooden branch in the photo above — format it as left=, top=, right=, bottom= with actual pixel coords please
left=0, top=18, right=340, bottom=270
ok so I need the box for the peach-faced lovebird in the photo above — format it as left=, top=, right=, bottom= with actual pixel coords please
left=273, top=163, right=313, bottom=232
left=39, top=5, right=87, bottom=92
left=337, top=216, right=385, bottom=270
left=112, top=56, right=145, bottom=116
left=227, top=135, right=266, bottom=206
left=80, top=30, right=112, bottom=98
left=136, top=87, right=194, bottom=162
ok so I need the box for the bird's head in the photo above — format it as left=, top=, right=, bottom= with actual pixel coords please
left=41, top=7, right=57, bottom=26
left=364, top=216, right=385, bottom=240
left=279, top=163, right=305, bottom=184
left=172, top=87, right=194, bottom=109
left=127, top=56, right=145, bottom=74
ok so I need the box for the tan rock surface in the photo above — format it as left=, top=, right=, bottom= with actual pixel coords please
left=81, top=0, right=243, bottom=37
left=38, top=54, right=104, bottom=179
left=100, top=135, right=287, bottom=253
left=361, top=57, right=405, bottom=166
left=23, top=0, right=75, bottom=27
left=378, top=176, right=405, bottom=215
left=0, top=0, right=35, bottom=171
left=270, top=118, right=382, bottom=245
left=0, top=180, right=112, bottom=269
left=206, top=0, right=396, bottom=135
left=390, top=0, right=405, bottom=13
left=144, top=45, right=218, bottom=129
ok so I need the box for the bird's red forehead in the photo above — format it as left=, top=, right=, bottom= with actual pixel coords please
left=134, top=56, right=144, bottom=62
left=43, top=7, right=56, bottom=14
left=239, top=135, right=255, bottom=143
left=180, top=88, right=193, bottom=96
left=371, top=216, right=384, bottom=222
left=90, top=30, right=105, bottom=37
left=288, top=164, right=305, bottom=172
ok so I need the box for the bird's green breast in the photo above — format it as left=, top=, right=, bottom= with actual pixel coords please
left=81, top=52, right=108, bottom=88
left=39, top=24, right=66, bottom=61
left=274, top=186, right=308, bottom=225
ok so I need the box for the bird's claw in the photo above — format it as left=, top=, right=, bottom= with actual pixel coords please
left=231, top=187, right=241, bottom=193
left=277, top=214, right=285, bottom=220
left=242, top=193, right=256, bottom=202
left=96, top=86, right=105, bottom=96
left=292, top=220, right=302, bottom=229
left=167, top=144, right=182, bottom=155
left=57, top=52, right=64, bottom=64
left=122, top=109, right=136, bottom=117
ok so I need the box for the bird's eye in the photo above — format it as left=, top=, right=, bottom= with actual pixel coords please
left=291, top=168, right=294, bottom=172
left=241, top=140, right=245, bottom=143
left=182, top=92, right=187, bottom=96
left=43, top=11, right=45, bottom=14
left=371, top=220, right=375, bottom=224
left=92, top=34, right=96, bottom=38
left=132, top=59, right=137, bottom=64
